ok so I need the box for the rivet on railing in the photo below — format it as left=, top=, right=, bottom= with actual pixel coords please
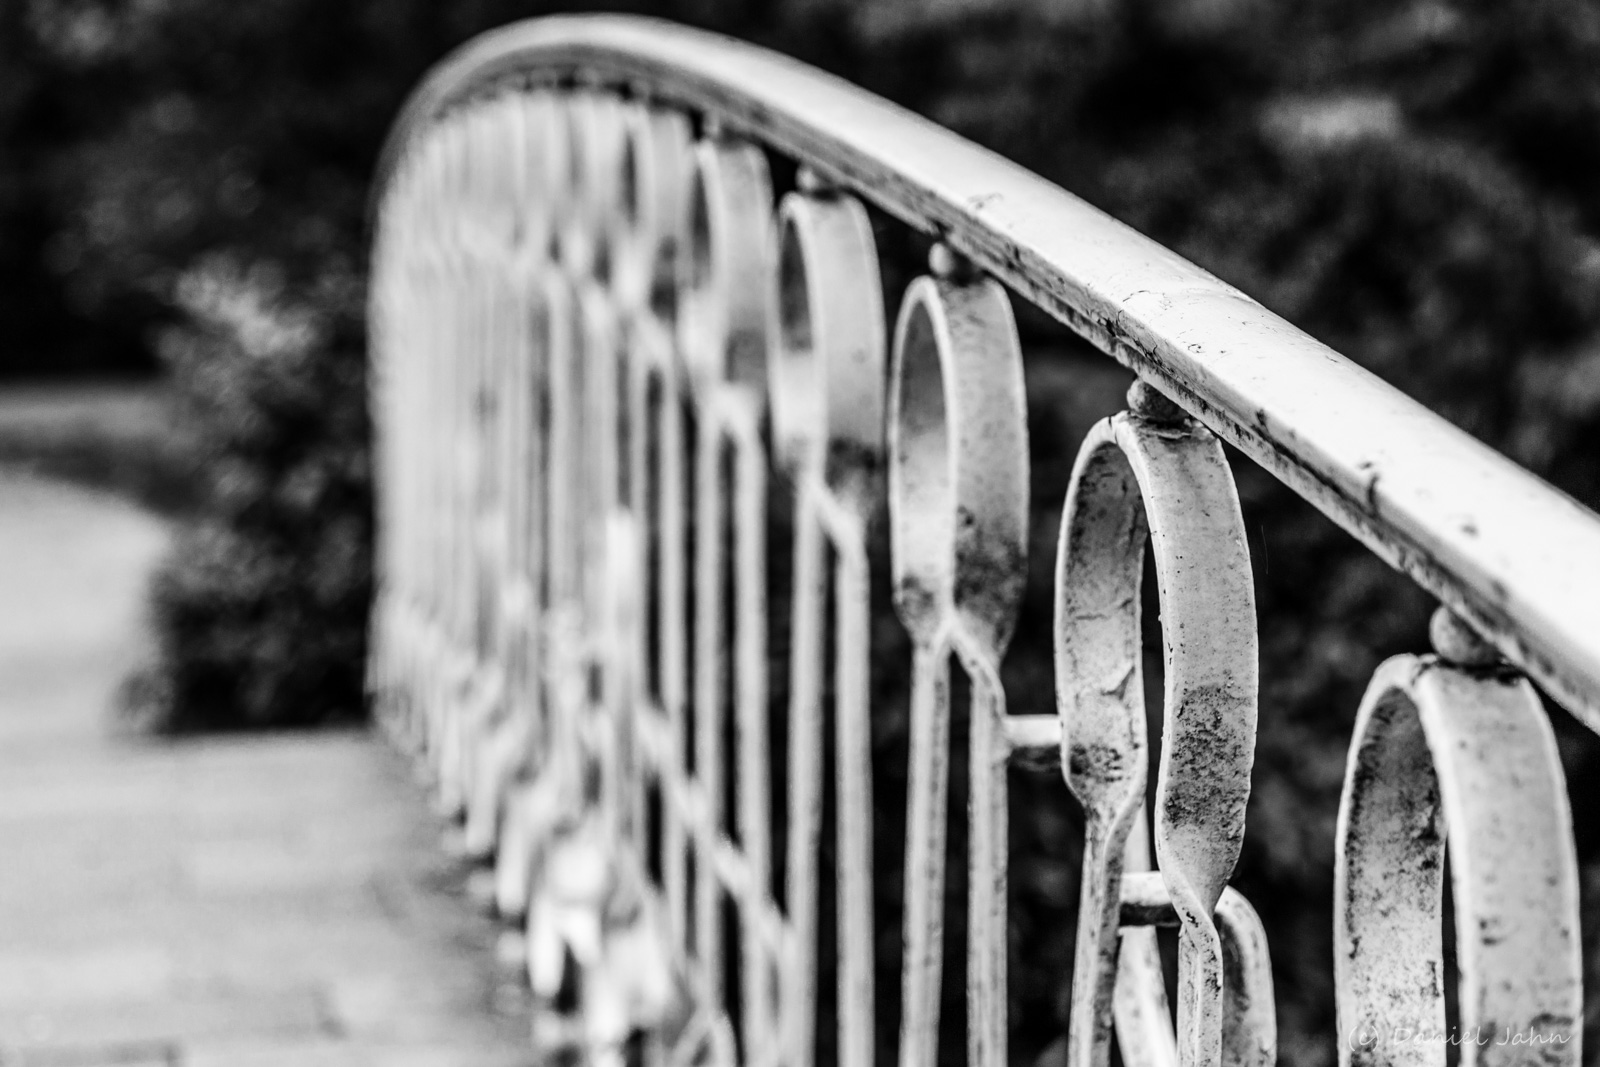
left=1429, top=605, right=1502, bottom=669
left=927, top=241, right=976, bottom=282
left=795, top=165, right=832, bottom=196
left=1126, top=379, right=1189, bottom=426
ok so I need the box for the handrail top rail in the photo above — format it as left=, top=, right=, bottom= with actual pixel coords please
left=375, top=14, right=1600, bottom=727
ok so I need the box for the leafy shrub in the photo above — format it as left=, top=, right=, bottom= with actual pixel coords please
left=130, top=258, right=371, bottom=730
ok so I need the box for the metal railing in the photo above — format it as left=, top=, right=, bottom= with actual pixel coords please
left=366, top=15, right=1598, bottom=1067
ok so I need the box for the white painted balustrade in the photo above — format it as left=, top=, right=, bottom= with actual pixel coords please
left=366, top=15, right=1599, bottom=1066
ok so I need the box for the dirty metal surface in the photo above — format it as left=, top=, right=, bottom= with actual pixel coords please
left=1335, top=642, right=1581, bottom=1067
left=1054, top=399, right=1262, bottom=1067
left=377, top=14, right=1600, bottom=728
left=366, top=24, right=1596, bottom=1067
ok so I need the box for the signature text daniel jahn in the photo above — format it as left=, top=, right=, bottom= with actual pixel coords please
left=1348, top=1024, right=1573, bottom=1052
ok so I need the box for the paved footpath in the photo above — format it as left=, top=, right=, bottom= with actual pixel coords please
left=0, top=471, right=533, bottom=1066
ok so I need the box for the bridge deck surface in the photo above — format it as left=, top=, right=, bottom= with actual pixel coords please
left=0, top=468, right=532, bottom=1066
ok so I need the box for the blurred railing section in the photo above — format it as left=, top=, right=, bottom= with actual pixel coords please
left=367, top=15, right=1596, bottom=1066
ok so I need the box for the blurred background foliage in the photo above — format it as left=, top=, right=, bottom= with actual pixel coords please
left=9, top=0, right=1600, bottom=1061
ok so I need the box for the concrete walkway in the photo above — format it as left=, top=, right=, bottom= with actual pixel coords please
left=0, top=471, right=532, bottom=1066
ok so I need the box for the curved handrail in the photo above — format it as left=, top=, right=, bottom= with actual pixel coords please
left=374, top=15, right=1600, bottom=725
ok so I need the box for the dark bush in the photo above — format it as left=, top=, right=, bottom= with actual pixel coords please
left=131, top=258, right=371, bottom=730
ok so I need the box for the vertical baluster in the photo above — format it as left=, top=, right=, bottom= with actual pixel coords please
left=678, top=134, right=772, bottom=1049
left=899, top=637, right=951, bottom=1067
left=963, top=653, right=1010, bottom=1067
left=693, top=396, right=727, bottom=1009
left=518, top=89, right=561, bottom=836
left=463, top=166, right=537, bottom=860
left=1112, top=815, right=1180, bottom=1067
left=393, top=229, right=410, bottom=721
left=395, top=155, right=418, bottom=737
left=610, top=104, right=695, bottom=961
left=415, top=165, right=433, bottom=722
left=492, top=271, right=568, bottom=923
left=418, top=151, right=442, bottom=768
left=785, top=481, right=825, bottom=1067
left=465, top=108, right=511, bottom=814
left=659, top=354, right=691, bottom=951
left=547, top=273, right=580, bottom=614
left=617, top=105, right=693, bottom=902
left=438, top=129, right=462, bottom=799
left=1055, top=382, right=1260, bottom=1067
left=888, top=262, right=1028, bottom=1067
left=769, top=184, right=886, bottom=1067
left=393, top=169, right=415, bottom=747
left=625, top=322, right=654, bottom=864
left=440, top=130, right=473, bottom=809
left=732, top=417, right=772, bottom=1055
left=426, top=155, right=449, bottom=756
left=582, top=284, right=625, bottom=843
left=832, top=531, right=876, bottom=1067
